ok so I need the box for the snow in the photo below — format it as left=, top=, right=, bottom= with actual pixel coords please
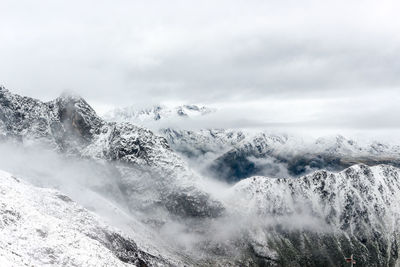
left=227, top=164, right=400, bottom=233
left=0, top=170, right=173, bottom=266
left=103, top=104, right=216, bottom=125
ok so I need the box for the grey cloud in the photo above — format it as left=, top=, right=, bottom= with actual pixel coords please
left=0, top=0, right=399, bottom=130
left=124, top=36, right=400, bottom=104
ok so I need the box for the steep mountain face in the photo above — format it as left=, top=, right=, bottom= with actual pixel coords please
left=0, top=169, right=183, bottom=266
left=0, top=86, right=223, bottom=220
left=104, top=104, right=243, bottom=154
left=104, top=104, right=215, bottom=124
left=224, top=164, right=400, bottom=266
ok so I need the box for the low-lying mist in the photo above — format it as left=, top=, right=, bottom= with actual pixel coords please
left=0, top=140, right=335, bottom=261
left=0, top=142, right=143, bottom=231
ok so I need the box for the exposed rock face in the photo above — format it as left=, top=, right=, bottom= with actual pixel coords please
left=0, top=87, right=55, bottom=144
left=52, top=93, right=104, bottom=146
left=0, top=86, right=223, bottom=220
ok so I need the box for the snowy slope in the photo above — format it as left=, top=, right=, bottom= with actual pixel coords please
left=2, top=164, right=400, bottom=266
left=0, top=169, right=181, bottom=266
left=222, top=164, right=400, bottom=266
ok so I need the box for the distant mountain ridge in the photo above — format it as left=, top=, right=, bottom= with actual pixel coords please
left=104, top=104, right=216, bottom=124
left=104, top=103, right=400, bottom=182
left=210, top=133, right=400, bottom=182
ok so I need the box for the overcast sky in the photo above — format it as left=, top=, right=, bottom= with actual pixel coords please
left=1, top=0, right=399, bottom=129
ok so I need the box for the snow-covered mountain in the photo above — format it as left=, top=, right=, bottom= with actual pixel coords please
left=104, top=104, right=215, bottom=124
left=2, top=161, right=400, bottom=266
left=2, top=87, right=400, bottom=266
left=211, top=133, right=400, bottom=182
left=224, top=164, right=400, bottom=266
left=160, top=128, right=245, bottom=159
left=104, top=104, right=400, bottom=183
left=0, top=86, right=223, bottom=221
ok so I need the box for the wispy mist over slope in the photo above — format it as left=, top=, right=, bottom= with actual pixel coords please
left=3, top=137, right=400, bottom=266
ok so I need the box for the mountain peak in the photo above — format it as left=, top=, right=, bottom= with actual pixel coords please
left=58, top=90, right=87, bottom=102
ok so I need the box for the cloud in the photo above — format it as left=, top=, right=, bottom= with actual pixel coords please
left=0, top=0, right=399, bottom=129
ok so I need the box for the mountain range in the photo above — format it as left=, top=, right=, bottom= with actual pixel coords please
left=106, top=104, right=400, bottom=183
left=1, top=87, right=400, bottom=266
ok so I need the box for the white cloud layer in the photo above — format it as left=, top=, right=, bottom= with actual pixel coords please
left=0, top=0, right=399, bottom=129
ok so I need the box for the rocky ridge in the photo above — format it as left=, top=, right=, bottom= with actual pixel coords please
left=105, top=104, right=400, bottom=183
left=0, top=86, right=223, bottom=220
left=221, top=164, right=400, bottom=266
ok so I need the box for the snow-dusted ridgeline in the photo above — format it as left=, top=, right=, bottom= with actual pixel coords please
left=218, top=164, right=400, bottom=266
left=104, top=104, right=400, bottom=183
left=104, top=104, right=215, bottom=124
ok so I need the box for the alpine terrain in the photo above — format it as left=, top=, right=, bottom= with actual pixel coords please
left=1, top=87, right=400, bottom=266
